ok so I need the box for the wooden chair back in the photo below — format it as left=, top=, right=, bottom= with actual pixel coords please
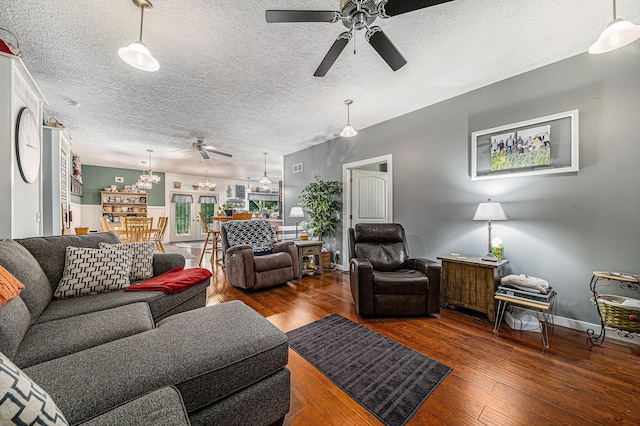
left=100, top=216, right=112, bottom=233
left=199, top=211, right=215, bottom=233
left=124, top=217, right=153, bottom=242
left=153, top=216, right=169, bottom=252
left=232, top=211, right=252, bottom=220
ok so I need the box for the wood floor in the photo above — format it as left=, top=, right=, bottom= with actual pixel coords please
left=182, top=245, right=640, bottom=425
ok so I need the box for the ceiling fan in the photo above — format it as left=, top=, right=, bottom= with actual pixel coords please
left=182, top=139, right=232, bottom=160
left=265, top=0, right=455, bottom=77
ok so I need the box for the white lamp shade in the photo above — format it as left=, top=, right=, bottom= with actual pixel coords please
left=589, top=19, right=640, bottom=54
left=289, top=206, right=305, bottom=218
left=118, top=41, right=159, bottom=72
left=340, top=124, right=358, bottom=138
left=473, top=202, right=508, bottom=221
left=259, top=175, right=272, bottom=185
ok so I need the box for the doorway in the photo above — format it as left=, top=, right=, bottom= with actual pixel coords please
left=342, top=154, right=393, bottom=268
left=169, top=191, right=218, bottom=242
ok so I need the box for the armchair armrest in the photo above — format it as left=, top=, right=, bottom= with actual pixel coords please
left=225, top=245, right=256, bottom=289
left=273, top=241, right=299, bottom=278
left=349, top=257, right=374, bottom=316
left=408, top=258, right=441, bottom=315
left=153, top=253, right=186, bottom=276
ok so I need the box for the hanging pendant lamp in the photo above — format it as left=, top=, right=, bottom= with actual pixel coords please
left=136, top=161, right=153, bottom=189
left=118, top=0, right=160, bottom=71
left=340, top=99, right=357, bottom=138
left=259, top=153, right=272, bottom=185
left=589, top=0, right=640, bottom=54
left=138, top=149, right=161, bottom=184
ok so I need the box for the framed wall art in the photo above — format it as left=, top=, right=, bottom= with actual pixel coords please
left=471, top=110, right=579, bottom=180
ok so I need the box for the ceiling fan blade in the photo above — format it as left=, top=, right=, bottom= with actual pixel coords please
left=366, top=27, right=407, bottom=71
left=266, top=10, right=339, bottom=23
left=314, top=32, right=352, bottom=77
left=379, top=0, right=455, bottom=17
left=205, top=149, right=233, bottom=158
left=200, top=151, right=210, bottom=160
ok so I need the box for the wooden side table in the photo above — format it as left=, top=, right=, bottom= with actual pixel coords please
left=293, top=240, right=324, bottom=279
left=437, top=255, right=509, bottom=322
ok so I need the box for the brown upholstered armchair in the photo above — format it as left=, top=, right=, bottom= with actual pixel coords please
left=349, top=223, right=441, bottom=316
left=221, top=219, right=299, bottom=289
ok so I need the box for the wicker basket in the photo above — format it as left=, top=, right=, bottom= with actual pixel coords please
left=596, top=294, right=640, bottom=332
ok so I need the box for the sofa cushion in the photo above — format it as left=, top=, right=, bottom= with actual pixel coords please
left=0, top=352, right=68, bottom=425
left=0, top=297, right=31, bottom=360
left=99, top=242, right=154, bottom=281
left=223, top=220, right=276, bottom=253
left=355, top=241, right=408, bottom=272
left=0, top=265, right=25, bottom=306
left=16, top=232, right=122, bottom=291
left=373, top=269, right=428, bottom=294
left=253, top=252, right=292, bottom=272
left=24, top=301, right=288, bottom=424
left=77, top=387, right=189, bottom=426
left=54, top=246, right=133, bottom=299
left=14, top=303, right=154, bottom=369
left=0, top=240, right=52, bottom=321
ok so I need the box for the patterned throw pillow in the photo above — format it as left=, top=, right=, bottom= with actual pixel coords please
left=53, top=246, right=133, bottom=299
left=99, top=242, right=154, bottom=281
left=223, top=220, right=276, bottom=254
left=0, top=352, right=68, bottom=425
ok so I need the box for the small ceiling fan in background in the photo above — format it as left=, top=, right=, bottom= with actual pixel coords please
left=265, top=0, right=455, bottom=77
left=173, top=139, right=233, bottom=160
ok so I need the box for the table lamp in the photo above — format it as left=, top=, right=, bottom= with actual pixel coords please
left=473, top=199, right=508, bottom=261
left=289, top=206, right=305, bottom=239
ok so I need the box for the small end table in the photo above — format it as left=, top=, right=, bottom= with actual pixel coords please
left=293, top=240, right=324, bottom=279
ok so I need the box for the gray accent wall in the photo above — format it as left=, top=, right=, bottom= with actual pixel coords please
left=284, top=51, right=640, bottom=324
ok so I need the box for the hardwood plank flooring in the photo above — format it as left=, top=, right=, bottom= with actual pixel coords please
left=180, top=245, right=640, bottom=425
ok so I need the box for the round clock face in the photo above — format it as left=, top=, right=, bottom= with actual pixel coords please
left=15, top=107, right=41, bottom=183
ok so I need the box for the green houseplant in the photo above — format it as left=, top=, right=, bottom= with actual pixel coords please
left=298, top=176, right=342, bottom=241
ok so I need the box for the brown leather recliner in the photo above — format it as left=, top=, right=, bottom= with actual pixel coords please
left=221, top=219, right=299, bottom=289
left=349, top=223, right=441, bottom=316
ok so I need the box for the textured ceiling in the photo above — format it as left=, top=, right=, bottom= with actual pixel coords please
left=2, top=0, right=636, bottom=181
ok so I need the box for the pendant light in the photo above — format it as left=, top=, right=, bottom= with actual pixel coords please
left=138, top=149, right=161, bottom=184
left=135, top=161, right=153, bottom=189
left=340, top=99, right=357, bottom=138
left=199, top=170, right=216, bottom=190
left=259, top=152, right=272, bottom=185
left=118, top=0, right=160, bottom=72
left=589, top=0, right=640, bottom=54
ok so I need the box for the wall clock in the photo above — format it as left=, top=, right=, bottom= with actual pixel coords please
left=15, top=106, right=41, bottom=183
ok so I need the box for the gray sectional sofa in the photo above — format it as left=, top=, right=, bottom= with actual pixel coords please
left=0, top=232, right=290, bottom=425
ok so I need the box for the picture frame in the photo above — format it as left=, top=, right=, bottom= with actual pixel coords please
left=471, top=110, right=579, bottom=180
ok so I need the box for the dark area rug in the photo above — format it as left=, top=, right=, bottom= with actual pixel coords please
left=287, top=314, right=452, bottom=426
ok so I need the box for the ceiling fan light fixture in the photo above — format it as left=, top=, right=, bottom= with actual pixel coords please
left=340, top=99, right=357, bottom=138
left=589, top=0, right=640, bottom=54
left=119, top=0, right=159, bottom=72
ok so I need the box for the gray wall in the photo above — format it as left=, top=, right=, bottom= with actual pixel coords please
left=284, top=51, right=640, bottom=324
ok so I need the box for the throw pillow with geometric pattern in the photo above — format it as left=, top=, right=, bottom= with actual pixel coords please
left=53, top=246, right=133, bottom=299
left=99, top=242, right=154, bottom=281
left=0, top=351, right=68, bottom=425
left=223, top=219, right=276, bottom=253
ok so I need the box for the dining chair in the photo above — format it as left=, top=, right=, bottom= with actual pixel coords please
left=198, top=211, right=222, bottom=267
left=124, top=217, right=153, bottom=243
left=100, top=216, right=112, bottom=233
left=231, top=212, right=253, bottom=220
left=153, top=216, right=169, bottom=252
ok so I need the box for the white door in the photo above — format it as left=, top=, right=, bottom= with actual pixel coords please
left=350, top=169, right=389, bottom=228
left=169, top=192, right=218, bottom=242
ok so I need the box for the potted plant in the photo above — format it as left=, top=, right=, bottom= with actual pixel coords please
left=298, top=176, right=342, bottom=241
left=218, top=203, right=235, bottom=217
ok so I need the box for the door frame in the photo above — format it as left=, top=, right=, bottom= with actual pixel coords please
left=341, top=154, right=393, bottom=269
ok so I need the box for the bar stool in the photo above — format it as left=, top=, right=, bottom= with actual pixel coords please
left=198, top=211, right=221, bottom=267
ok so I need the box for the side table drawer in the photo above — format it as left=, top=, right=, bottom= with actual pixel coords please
left=301, top=246, right=319, bottom=255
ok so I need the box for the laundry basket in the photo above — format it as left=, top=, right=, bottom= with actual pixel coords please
left=596, top=294, right=640, bottom=332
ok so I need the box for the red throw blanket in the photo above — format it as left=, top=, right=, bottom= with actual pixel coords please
left=125, top=266, right=212, bottom=294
